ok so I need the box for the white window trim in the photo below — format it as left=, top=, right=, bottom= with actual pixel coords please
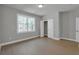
left=17, top=14, right=35, bottom=33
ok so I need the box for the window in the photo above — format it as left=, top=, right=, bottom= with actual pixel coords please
left=17, top=14, right=35, bottom=33
left=28, top=17, right=35, bottom=31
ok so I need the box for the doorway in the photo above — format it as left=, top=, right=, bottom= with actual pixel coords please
left=40, top=20, right=54, bottom=39
left=44, top=21, right=48, bottom=37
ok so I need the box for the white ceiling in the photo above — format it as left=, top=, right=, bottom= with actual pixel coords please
left=4, top=4, right=79, bottom=16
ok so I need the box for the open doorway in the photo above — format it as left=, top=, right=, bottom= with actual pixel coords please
left=44, top=21, right=48, bottom=37
left=40, top=20, right=54, bottom=38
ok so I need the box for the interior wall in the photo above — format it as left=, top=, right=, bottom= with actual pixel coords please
left=44, top=21, right=48, bottom=35
left=1, top=4, right=78, bottom=43
left=59, top=12, right=63, bottom=38
left=59, top=12, right=70, bottom=39
left=43, top=12, right=59, bottom=39
left=0, top=5, right=3, bottom=43
left=0, top=5, right=41, bottom=43
left=68, top=8, right=79, bottom=40
left=59, top=8, right=79, bottom=40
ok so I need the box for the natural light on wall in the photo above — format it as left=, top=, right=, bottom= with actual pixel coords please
left=17, top=14, right=35, bottom=33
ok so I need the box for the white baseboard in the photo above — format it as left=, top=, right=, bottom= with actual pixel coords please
left=0, top=35, right=40, bottom=47
left=60, top=37, right=77, bottom=42
left=0, top=36, right=78, bottom=52
left=48, top=37, right=77, bottom=42
left=53, top=38, right=60, bottom=40
left=59, top=37, right=79, bottom=47
left=0, top=35, right=40, bottom=52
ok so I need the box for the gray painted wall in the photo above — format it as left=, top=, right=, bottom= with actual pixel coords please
left=2, top=4, right=79, bottom=43
left=0, top=5, right=3, bottom=43
left=59, top=12, right=70, bottom=39
left=43, top=12, right=59, bottom=38
left=0, top=5, right=41, bottom=43
left=59, top=8, right=79, bottom=40
left=59, top=12, right=63, bottom=38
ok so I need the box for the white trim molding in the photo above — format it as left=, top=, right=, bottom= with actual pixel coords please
left=0, top=35, right=40, bottom=46
left=0, top=35, right=40, bottom=52
left=0, top=36, right=79, bottom=52
left=59, top=37, right=78, bottom=42
left=59, top=37, right=79, bottom=47
left=53, top=38, right=60, bottom=40
left=46, top=37, right=60, bottom=40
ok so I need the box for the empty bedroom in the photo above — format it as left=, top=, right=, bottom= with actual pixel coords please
left=0, top=4, right=79, bottom=55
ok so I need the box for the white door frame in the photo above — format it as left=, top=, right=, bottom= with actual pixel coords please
left=40, top=20, right=48, bottom=37
left=48, top=19, right=54, bottom=39
left=76, top=17, right=79, bottom=42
